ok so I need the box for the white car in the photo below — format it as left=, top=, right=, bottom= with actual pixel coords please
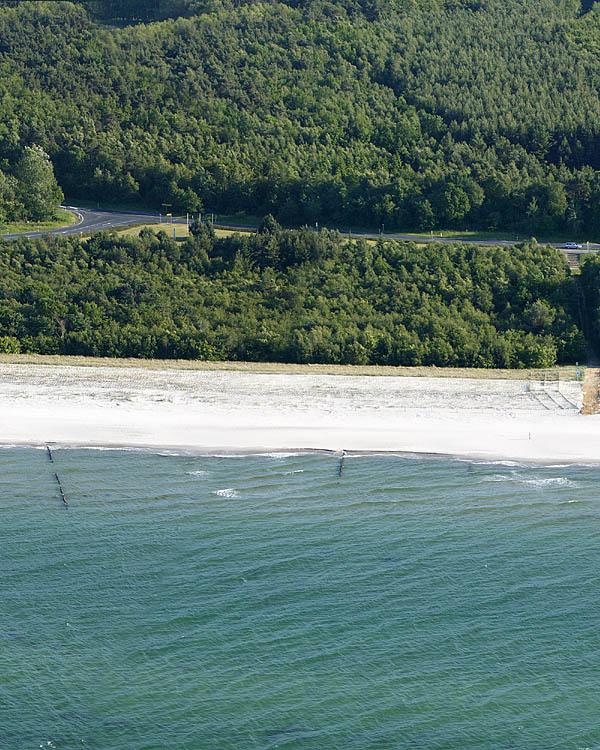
left=563, top=241, right=582, bottom=249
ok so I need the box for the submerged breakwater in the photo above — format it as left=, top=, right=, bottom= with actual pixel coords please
left=1, top=448, right=599, bottom=749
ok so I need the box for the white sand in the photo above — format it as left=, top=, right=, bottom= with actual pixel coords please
left=0, top=362, right=598, bottom=463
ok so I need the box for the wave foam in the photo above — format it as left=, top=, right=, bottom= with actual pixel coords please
left=522, top=477, right=576, bottom=488
left=480, top=473, right=578, bottom=488
left=214, top=488, right=239, bottom=498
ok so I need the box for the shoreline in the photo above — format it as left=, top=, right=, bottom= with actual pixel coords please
left=0, top=360, right=597, bottom=464
left=3, top=441, right=599, bottom=467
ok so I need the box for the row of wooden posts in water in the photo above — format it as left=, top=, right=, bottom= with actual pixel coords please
left=43, top=445, right=347, bottom=508
left=46, top=445, right=68, bottom=507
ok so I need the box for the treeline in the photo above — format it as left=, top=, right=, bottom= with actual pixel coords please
left=79, top=0, right=204, bottom=23
left=0, top=226, right=585, bottom=367
left=2, top=1, right=600, bottom=233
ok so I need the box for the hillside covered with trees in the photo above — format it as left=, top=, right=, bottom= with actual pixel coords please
left=1, top=0, right=600, bottom=234
left=0, top=227, right=585, bottom=367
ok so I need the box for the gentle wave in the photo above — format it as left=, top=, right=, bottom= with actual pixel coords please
left=4, top=443, right=599, bottom=470
left=43, top=444, right=149, bottom=452
left=2, top=448, right=600, bottom=750
left=255, top=452, right=314, bottom=458
left=522, top=477, right=577, bottom=488
left=206, top=451, right=315, bottom=459
left=471, top=459, right=525, bottom=467
left=479, top=473, right=515, bottom=483
left=0, top=444, right=46, bottom=451
left=480, top=473, right=577, bottom=488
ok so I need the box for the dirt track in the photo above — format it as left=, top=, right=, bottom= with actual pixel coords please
left=581, top=367, right=600, bottom=414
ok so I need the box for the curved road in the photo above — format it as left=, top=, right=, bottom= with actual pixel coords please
left=1, top=205, right=163, bottom=240
left=2, top=205, right=598, bottom=256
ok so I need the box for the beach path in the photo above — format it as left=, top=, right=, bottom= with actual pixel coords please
left=581, top=367, right=600, bottom=415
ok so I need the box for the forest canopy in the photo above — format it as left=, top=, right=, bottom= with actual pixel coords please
left=0, top=228, right=586, bottom=368
left=1, top=0, right=600, bottom=233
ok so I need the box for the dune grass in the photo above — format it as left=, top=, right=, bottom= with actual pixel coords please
left=0, top=353, right=583, bottom=381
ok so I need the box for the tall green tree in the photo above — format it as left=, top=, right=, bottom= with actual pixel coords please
left=14, top=145, right=63, bottom=221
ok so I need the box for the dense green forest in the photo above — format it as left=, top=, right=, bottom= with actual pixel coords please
left=0, top=0, right=597, bottom=369
left=2, top=0, right=600, bottom=233
left=0, top=227, right=585, bottom=367
left=579, top=254, right=600, bottom=351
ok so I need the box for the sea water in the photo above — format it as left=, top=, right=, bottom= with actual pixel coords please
left=1, top=448, right=599, bottom=750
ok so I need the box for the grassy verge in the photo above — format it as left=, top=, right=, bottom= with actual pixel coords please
left=0, top=353, right=583, bottom=381
left=116, top=222, right=188, bottom=239
left=115, top=222, right=250, bottom=240
left=326, top=226, right=598, bottom=245
left=403, top=229, right=527, bottom=242
left=416, top=229, right=599, bottom=244
left=0, top=208, right=76, bottom=234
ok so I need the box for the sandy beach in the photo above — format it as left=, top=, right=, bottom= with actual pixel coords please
left=0, top=360, right=598, bottom=462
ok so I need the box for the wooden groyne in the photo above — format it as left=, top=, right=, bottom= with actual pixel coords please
left=338, top=451, right=345, bottom=477
left=46, top=445, right=53, bottom=462
left=54, top=472, right=68, bottom=506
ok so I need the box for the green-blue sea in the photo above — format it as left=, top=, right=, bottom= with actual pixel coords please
left=1, top=447, right=599, bottom=750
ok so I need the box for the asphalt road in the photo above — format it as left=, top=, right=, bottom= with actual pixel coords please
left=0, top=205, right=163, bottom=240
left=2, top=205, right=599, bottom=256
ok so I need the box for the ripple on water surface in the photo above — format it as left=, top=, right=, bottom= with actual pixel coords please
left=1, top=449, right=599, bottom=750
